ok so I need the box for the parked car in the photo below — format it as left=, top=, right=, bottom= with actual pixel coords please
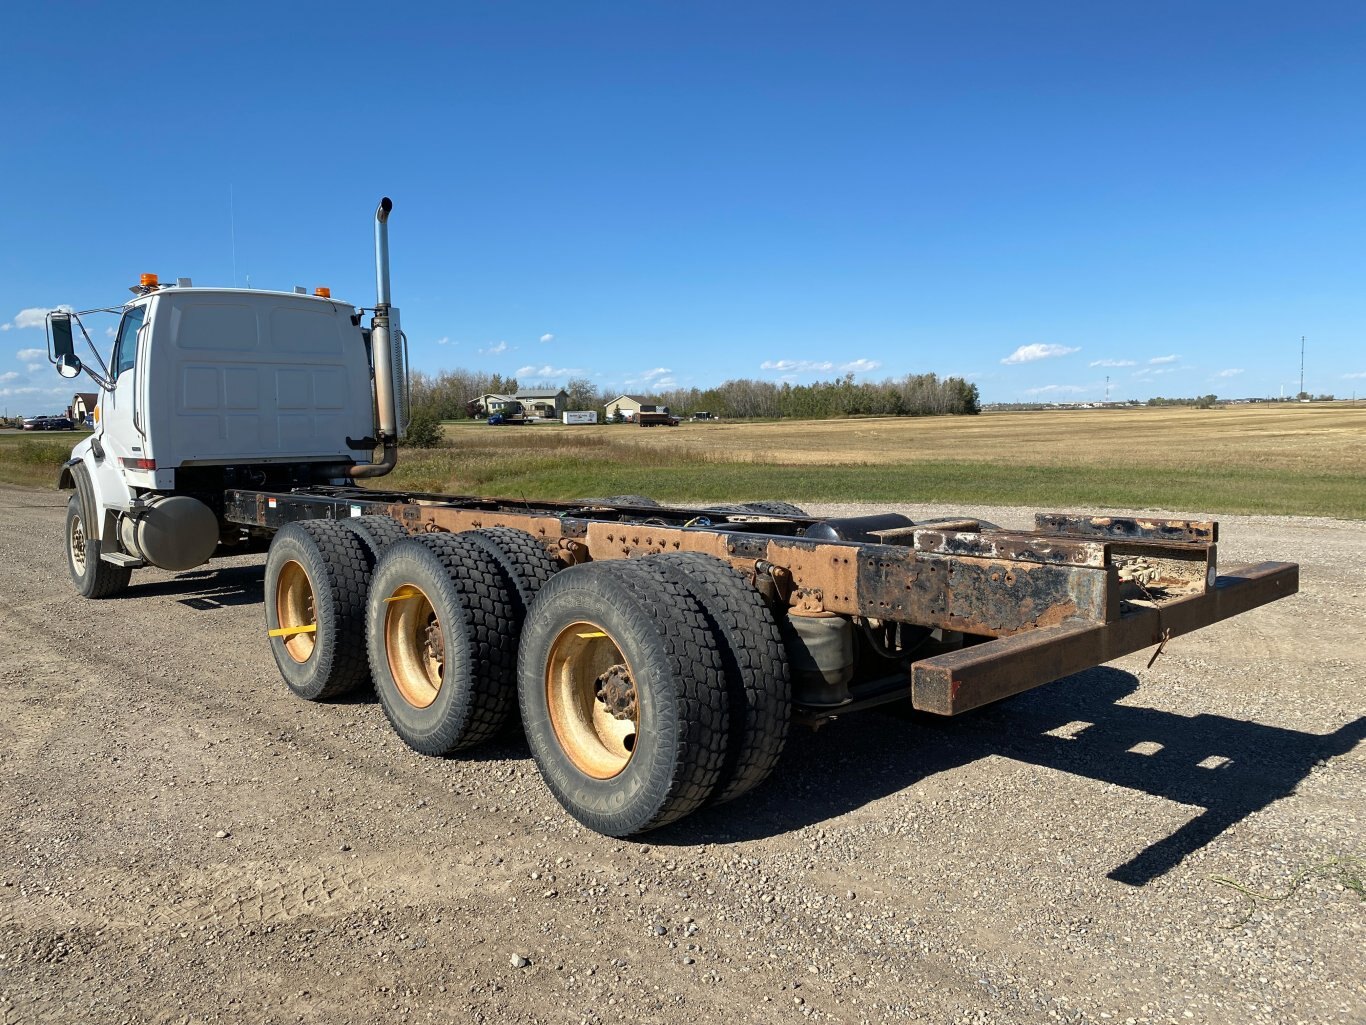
left=23, top=416, right=76, bottom=430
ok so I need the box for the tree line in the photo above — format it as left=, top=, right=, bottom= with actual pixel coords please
left=409, top=369, right=980, bottom=421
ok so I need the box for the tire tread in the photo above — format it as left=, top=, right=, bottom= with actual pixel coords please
left=647, top=552, right=792, bottom=804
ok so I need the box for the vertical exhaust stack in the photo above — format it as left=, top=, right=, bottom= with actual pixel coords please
left=347, top=197, right=401, bottom=479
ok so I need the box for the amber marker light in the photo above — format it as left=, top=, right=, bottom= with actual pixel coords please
left=140, top=273, right=159, bottom=288
left=314, top=286, right=331, bottom=298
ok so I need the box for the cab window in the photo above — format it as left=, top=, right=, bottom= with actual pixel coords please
left=111, top=306, right=147, bottom=381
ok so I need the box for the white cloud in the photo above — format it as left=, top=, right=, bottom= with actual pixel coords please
left=2, top=305, right=73, bottom=331
left=105, top=326, right=116, bottom=338
left=1148, top=354, right=1179, bottom=365
left=1001, top=344, right=1079, bottom=365
left=1089, top=358, right=1136, bottom=368
left=515, top=364, right=587, bottom=378
left=760, top=359, right=835, bottom=373
left=539, top=333, right=555, bottom=343
left=840, top=358, right=882, bottom=374
left=1025, top=384, right=1087, bottom=395
left=15, top=348, right=45, bottom=361
left=1215, top=368, right=1244, bottom=378
left=0, top=371, right=18, bottom=383
left=620, top=367, right=677, bottom=389
left=25, top=363, right=44, bottom=373
left=1341, top=371, right=1366, bottom=379
left=434, top=336, right=451, bottom=346
left=480, top=340, right=509, bottom=355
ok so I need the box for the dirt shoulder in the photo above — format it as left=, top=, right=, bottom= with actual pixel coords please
left=1, top=484, right=1361, bottom=1024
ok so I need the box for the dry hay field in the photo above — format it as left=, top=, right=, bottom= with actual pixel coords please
left=516, top=402, right=1366, bottom=472
left=5, top=403, right=1362, bottom=516
left=389, top=403, right=1365, bottom=519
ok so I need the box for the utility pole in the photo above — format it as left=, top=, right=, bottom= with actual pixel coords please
left=1299, top=335, right=1305, bottom=399
left=1105, top=375, right=1110, bottom=403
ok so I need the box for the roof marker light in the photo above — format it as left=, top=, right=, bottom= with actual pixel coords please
left=140, top=273, right=158, bottom=288
left=314, top=286, right=331, bottom=298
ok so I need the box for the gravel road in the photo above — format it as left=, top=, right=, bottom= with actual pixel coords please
left=1, top=485, right=1361, bottom=1025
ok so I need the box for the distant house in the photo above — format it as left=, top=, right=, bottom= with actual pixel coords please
left=72, top=392, right=98, bottom=422
left=467, top=393, right=516, bottom=418
left=516, top=388, right=569, bottom=418
left=605, top=395, right=669, bottom=421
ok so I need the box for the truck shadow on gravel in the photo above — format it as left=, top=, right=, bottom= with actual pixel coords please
left=118, top=564, right=266, bottom=608
left=659, top=666, right=1365, bottom=886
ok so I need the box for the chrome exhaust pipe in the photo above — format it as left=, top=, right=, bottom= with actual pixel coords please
left=374, top=196, right=393, bottom=306
left=343, top=197, right=400, bottom=479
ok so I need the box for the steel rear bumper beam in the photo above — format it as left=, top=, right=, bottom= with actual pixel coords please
left=909, top=561, right=1299, bottom=716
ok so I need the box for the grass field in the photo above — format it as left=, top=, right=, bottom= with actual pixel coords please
left=0, top=433, right=84, bottom=490
left=4, top=404, right=1363, bottom=517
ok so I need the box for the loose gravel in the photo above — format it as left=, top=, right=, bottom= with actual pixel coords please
left=0, top=485, right=1361, bottom=1024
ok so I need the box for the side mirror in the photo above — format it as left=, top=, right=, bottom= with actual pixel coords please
left=56, top=353, right=83, bottom=379
left=50, top=313, right=76, bottom=360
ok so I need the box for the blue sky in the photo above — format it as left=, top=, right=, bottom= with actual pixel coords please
left=3, top=2, right=1365, bottom=414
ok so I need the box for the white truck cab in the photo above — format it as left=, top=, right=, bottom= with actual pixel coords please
left=89, top=285, right=375, bottom=491
left=48, top=199, right=407, bottom=596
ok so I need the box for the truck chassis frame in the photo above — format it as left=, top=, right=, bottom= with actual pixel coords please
left=224, top=487, right=1297, bottom=718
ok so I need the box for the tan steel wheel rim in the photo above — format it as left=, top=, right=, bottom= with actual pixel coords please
left=275, top=560, right=317, bottom=664
left=545, top=622, right=639, bottom=779
left=69, top=510, right=87, bottom=573
left=384, top=585, right=444, bottom=709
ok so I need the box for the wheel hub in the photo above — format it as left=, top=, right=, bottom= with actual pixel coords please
left=423, top=617, right=445, bottom=671
left=384, top=585, right=444, bottom=709
left=70, top=515, right=86, bottom=571
left=545, top=623, right=639, bottom=779
left=596, top=664, right=637, bottom=720
left=276, top=560, right=318, bottom=664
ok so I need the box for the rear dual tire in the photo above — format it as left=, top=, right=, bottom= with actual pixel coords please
left=264, top=520, right=374, bottom=701
left=517, top=560, right=730, bottom=835
left=365, top=529, right=561, bottom=755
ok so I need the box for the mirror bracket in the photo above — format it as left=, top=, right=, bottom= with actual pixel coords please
left=47, top=310, right=112, bottom=391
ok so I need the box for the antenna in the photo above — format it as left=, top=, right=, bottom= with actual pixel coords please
left=1299, top=335, right=1305, bottom=399
left=229, top=184, right=239, bottom=287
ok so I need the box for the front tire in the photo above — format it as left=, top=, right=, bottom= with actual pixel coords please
left=517, top=560, right=730, bottom=835
left=65, top=492, right=131, bottom=599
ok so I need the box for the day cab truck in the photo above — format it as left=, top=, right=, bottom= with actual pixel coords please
left=45, top=198, right=1299, bottom=837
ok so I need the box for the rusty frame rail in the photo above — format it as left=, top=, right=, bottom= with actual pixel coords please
left=909, top=561, right=1298, bottom=715
left=224, top=491, right=1231, bottom=634
left=224, top=490, right=1297, bottom=715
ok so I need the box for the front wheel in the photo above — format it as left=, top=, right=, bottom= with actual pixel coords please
left=65, top=493, right=131, bottom=599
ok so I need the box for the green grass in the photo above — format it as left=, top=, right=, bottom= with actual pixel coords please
left=5, top=416, right=1362, bottom=518
left=0, top=434, right=78, bottom=489
left=382, top=447, right=1366, bottom=518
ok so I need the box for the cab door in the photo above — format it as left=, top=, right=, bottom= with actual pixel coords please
left=99, top=301, right=149, bottom=471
